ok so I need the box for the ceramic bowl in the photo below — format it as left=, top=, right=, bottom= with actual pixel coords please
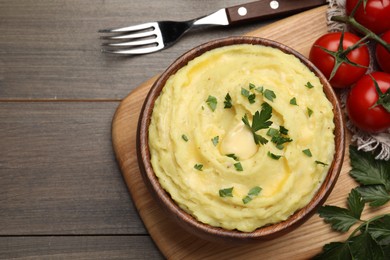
left=137, top=36, right=345, bottom=242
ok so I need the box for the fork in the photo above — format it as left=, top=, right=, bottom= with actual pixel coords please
left=99, top=0, right=327, bottom=55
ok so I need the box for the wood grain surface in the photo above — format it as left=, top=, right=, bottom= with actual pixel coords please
left=2, top=0, right=264, bottom=258
left=112, top=6, right=390, bottom=259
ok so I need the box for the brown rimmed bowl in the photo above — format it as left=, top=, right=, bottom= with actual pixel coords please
left=137, top=36, right=345, bottom=243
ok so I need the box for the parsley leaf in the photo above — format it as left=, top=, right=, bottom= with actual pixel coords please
left=366, top=215, right=390, bottom=246
left=313, top=242, right=351, bottom=260
left=252, top=103, right=273, bottom=131
left=194, top=164, right=203, bottom=171
left=224, top=93, right=232, bottom=108
left=219, top=187, right=233, bottom=197
left=241, top=87, right=250, bottom=97
left=241, top=87, right=256, bottom=104
left=249, top=83, right=256, bottom=90
left=317, top=189, right=364, bottom=232
left=242, top=186, right=262, bottom=204
left=211, top=136, right=219, bottom=146
left=234, top=162, right=243, bottom=171
left=268, top=151, right=282, bottom=160
left=315, top=160, right=329, bottom=166
left=226, top=154, right=239, bottom=161
left=307, top=107, right=314, bottom=117
left=242, top=103, right=273, bottom=145
left=349, top=231, right=386, bottom=260
left=349, top=146, right=390, bottom=190
left=356, top=185, right=390, bottom=207
left=305, top=81, right=314, bottom=89
left=302, top=149, right=312, bottom=157
left=290, top=97, right=298, bottom=105
left=206, top=95, right=217, bottom=111
left=263, top=89, right=276, bottom=101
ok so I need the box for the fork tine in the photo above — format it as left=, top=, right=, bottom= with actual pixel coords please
left=101, top=44, right=164, bottom=55
left=100, top=30, right=156, bottom=40
left=98, top=22, right=157, bottom=33
left=102, top=38, right=158, bottom=47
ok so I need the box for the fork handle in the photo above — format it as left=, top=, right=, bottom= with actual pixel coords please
left=226, top=0, right=326, bottom=25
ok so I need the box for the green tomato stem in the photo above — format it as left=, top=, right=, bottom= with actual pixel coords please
left=331, top=15, right=390, bottom=53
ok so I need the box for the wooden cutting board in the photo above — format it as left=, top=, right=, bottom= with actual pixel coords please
left=112, top=6, right=388, bottom=259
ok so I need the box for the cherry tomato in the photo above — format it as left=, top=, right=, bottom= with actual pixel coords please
left=346, top=0, right=390, bottom=35
left=309, top=32, right=370, bottom=88
left=347, top=72, right=390, bottom=133
left=375, top=30, right=390, bottom=73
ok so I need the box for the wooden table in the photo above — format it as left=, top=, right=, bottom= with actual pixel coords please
left=0, top=0, right=282, bottom=258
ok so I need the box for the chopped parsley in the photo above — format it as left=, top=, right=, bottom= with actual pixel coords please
left=224, top=93, right=232, bottom=108
left=290, top=97, right=298, bottom=105
left=181, top=134, right=189, bottom=142
left=315, top=160, right=328, bottom=166
left=263, top=89, right=276, bottom=102
left=266, top=125, right=292, bottom=149
left=226, top=154, right=239, bottom=161
left=307, top=107, right=313, bottom=117
left=206, top=95, right=217, bottom=111
left=268, top=151, right=282, bottom=160
left=242, top=186, right=262, bottom=204
left=255, top=86, right=264, bottom=93
left=302, top=149, right=312, bottom=157
left=219, top=187, right=234, bottom=198
left=241, top=87, right=256, bottom=104
left=211, top=136, right=219, bottom=146
left=305, top=81, right=314, bottom=89
left=242, top=102, right=273, bottom=145
left=249, top=83, right=256, bottom=90
left=194, top=164, right=203, bottom=171
left=234, top=162, right=243, bottom=171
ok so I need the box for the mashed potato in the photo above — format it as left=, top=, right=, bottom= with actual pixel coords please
left=148, top=44, right=335, bottom=232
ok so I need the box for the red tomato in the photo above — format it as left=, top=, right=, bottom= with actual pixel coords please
left=375, top=31, right=390, bottom=73
left=347, top=72, right=390, bottom=133
left=346, top=0, right=390, bottom=35
left=309, top=32, right=370, bottom=88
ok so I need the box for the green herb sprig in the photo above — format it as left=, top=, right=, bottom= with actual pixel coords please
left=315, top=146, right=390, bottom=259
left=242, top=102, right=273, bottom=145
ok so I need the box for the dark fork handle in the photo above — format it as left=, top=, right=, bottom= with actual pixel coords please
left=226, top=0, right=327, bottom=25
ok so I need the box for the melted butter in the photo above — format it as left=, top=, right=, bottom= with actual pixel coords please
left=220, top=123, right=258, bottom=160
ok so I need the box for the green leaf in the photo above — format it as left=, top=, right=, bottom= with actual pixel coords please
left=266, top=127, right=279, bottom=137
left=226, top=154, right=239, bottom=161
left=347, top=189, right=365, bottom=219
left=194, top=164, right=203, bottom=171
left=302, top=149, right=312, bottom=157
left=211, top=136, right=219, bottom=146
left=219, top=187, right=233, bottom=198
left=249, top=83, right=256, bottom=90
left=242, top=186, right=262, bottom=204
left=290, top=97, right=298, bottom=105
left=315, top=160, right=329, bottom=166
left=224, top=93, right=232, bottom=109
left=349, top=146, right=390, bottom=190
left=268, top=151, right=282, bottom=160
left=248, top=93, right=256, bottom=104
left=255, top=86, right=264, bottom=93
left=349, top=231, right=386, bottom=260
left=206, top=95, right=217, bottom=112
left=305, top=81, right=315, bottom=89
left=182, top=134, right=189, bottom=142
left=263, top=89, right=276, bottom=101
left=317, top=205, right=360, bottom=232
left=307, top=107, right=313, bottom=117
left=356, top=185, right=390, bottom=207
left=234, top=162, right=243, bottom=171
left=279, top=126, right=289, bottom=135
left=241, top=87, right=250, bottom=97
left=313, top=242, right=352, bottom=260
left=253, top=133, right=268, bottom=145
left=366, top=215, right=390, bottom=246
left=252, top=103, right=273, bottom=131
